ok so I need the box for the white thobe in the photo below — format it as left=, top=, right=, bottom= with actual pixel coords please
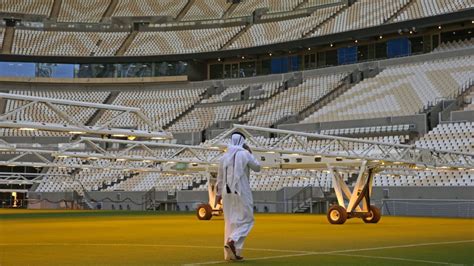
left=217, top=149, right=261, bottom=259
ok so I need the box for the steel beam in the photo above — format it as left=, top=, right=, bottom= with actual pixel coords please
left=207, top=124, right=474, bottom=169
left=1, top=124, right=473, bottom=172
left=0, top=92, right=172, bottom=139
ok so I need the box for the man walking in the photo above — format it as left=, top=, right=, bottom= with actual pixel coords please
left=217, top=132, right=261, bottom=261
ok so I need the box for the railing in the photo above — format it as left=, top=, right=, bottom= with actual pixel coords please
left=381, top=198, right=474, bottom=218
left=420, top=78, right=474, bottom=113
left=73, top=181, right=95, bottom=210
left=287, top=186, right=313, bottom=213
left=175, top=199, right=327, bottom=214
left=0, top=198, right=27, bottom=208
left=143, top=187, right=156, bottom=211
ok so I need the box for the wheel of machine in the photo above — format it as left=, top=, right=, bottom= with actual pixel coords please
left=196, top=204, right=213, bottom=220
left=327, top=205, right=347, bottom=224
left=363, top=205, right=381, bottom=224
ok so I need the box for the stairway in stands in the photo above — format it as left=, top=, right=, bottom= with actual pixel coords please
left=0, top=95, right=8, bottom=116
left=419, top=80, right=474, bottom=132
left=97, top=172, right=139, bottom=191
left=49, top=0, right=62, bottom=20
left=273, top=72, right=358, bottom=127
left=302, top=3, right=349, bottom=38
left=74, top=179, right=95, bottom=209
left=163, top=87, right=210, bottom=130
left=220, top=23, right=253, bottom=50
left=1, top=25, right=15, bottom=54
left=293, top=198, right=313, bottom=213
left=386, top=0, right=416, bottom=23
left=203, top=81, right=290, bottom=140
left=115, top=30, right=138, bottom=56
left=289, top=186, right=316, bottom=213
left=185, top=177, right=208, bottom=191
left=292, top=0, right=309, bottom=10
left=221, top=1, right=239, bottom=18
left=240, top=81, right=289, bottom=119
left=100, top=0, right=118, bottom=23
left=176, top=0, right=196, bottom=21
left=85, top=91, right=118, bottom=126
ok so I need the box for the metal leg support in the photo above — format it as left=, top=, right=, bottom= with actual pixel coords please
left=326, top=161, right=380, bottom=224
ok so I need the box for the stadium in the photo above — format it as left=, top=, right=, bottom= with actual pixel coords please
left=0, top=0, right=473, bottom=265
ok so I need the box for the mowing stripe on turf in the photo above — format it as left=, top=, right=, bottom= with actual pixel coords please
left=185, top=239, right=474, bottom=265
left=183, top=252, right=314, bottom=265
left=326, top=239, right=474, bottom=253
left=332, top=253, right=459, bottom=265
left=1, top=240, right=472, bottom=265
left=0, top=242, right=306, bottom=254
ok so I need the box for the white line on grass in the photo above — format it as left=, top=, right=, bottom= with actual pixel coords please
left=184, top=239, right=474, bottom=265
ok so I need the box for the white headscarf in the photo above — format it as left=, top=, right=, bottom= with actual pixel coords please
left=226, top=133, right=245, bottom=156
left=222, top=133, right=247, bottom=194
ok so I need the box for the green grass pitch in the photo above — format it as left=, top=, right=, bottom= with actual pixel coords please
left=0, top=209, right=473, bottom=265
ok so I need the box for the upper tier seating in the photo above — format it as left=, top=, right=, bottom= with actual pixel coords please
left=3, top=0, right=473, bottom=57
left=3, top=0, right=473, bottom=23
left=0, top=0, right=53, bottom=16
left=229, top=0, right=304, bottom=18
left=112, top=0, right=188, bottom=18
left=240, top=73, right=347, bottom=127
left=228, top=5, right=343, bottom=49
left=311, top=0, right=409, bottom=37
left=302, top=56, right=474, bottom=124
left=96, top=88, right=206, bottom=130
left=415, top=122, right=473, bottom=153
left=394, top=0, right=474, bottom=22
left=12, top=29, right=128, bottom=56
left=58, top=0, right=111, bottom=23
left=168, top=103, right=255, bottom=133
left=125, top=26, right=243, bottom=56
left=182, top=0, right=231, bottom=21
